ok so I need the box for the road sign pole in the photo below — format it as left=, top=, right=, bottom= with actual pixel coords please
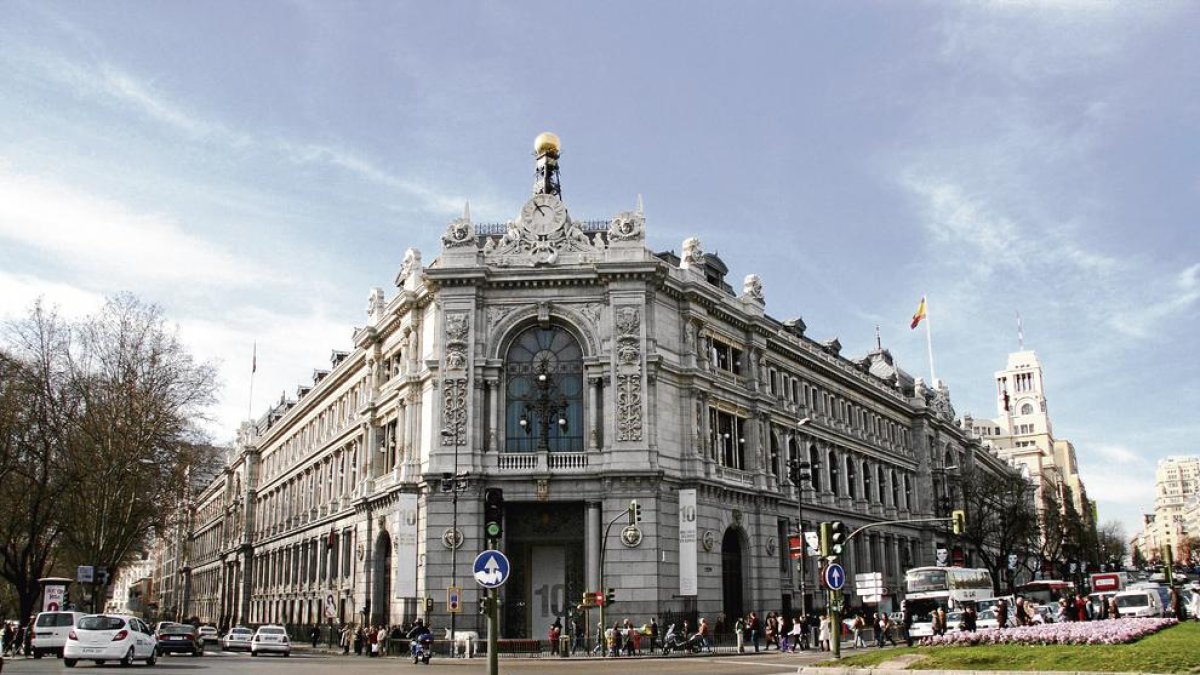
left=487, top=587, right=498, bottom=675
left=831, top=587, right=841, bottom=660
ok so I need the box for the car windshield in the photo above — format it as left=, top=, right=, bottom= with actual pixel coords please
left=259, top=627, right=285, bottom=635
left=37, top=613, right=76, bottom=627
left=79, top=617, right=125, bottom=631
left=1116, top=595, right=1149, bottom=608
left=162, top=624, right=196, bottom=634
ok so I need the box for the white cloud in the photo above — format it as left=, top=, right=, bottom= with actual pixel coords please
left=0, top=270, right=106, bottom=319
left=0, top=167, right=274, bottom=289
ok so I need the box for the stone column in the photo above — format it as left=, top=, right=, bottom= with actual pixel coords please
left=588, top=375, right=602, bottom=451
left=586, top=502, right=601, bottom=590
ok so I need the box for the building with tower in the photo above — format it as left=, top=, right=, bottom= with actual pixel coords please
left=964, top=350, right=1095, bottom=573
left=170, top=133, right=1018, bottom=637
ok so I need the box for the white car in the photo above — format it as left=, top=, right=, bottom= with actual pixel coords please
left=250, top=624, right=290, bottom=657
left=63, top=614, right=157, bottom=668
left=198, top=625, right=219, bottom=643
left=31, top=611, right=86, bottom=658
left=221, top=626, right=254, bottom=651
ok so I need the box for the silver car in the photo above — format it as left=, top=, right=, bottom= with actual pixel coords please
left=221, top=626, right=253, bottom=651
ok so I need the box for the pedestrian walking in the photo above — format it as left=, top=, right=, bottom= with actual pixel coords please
left=747, top=612, right=761, bottom=652
left=734, top=616, right=745, bottom=653
left=851, top=614, right=866, bottom=648
left=650, top=617, right=659, bottom=654
left=818, top=614, right=830, bottom=652
left=789, top=615, right=805, bottom=651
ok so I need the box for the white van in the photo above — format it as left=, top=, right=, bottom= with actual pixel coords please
left=1113, top=589, right=1163, bottom=618
left=31, top=610, right=86, bottom=658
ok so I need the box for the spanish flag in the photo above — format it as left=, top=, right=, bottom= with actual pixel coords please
left=910, top=296, right=927, bottom=329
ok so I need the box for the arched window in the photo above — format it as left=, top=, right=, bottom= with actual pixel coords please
left=863, top=461, right=872, bottom=502
left=847, top=459, right=857, bottom=499
left=828, top=450, right=840, bottom=497
left=877, top=466, right=886, bottom=504
left=504, top=325, right=584, bottom=452
left=808, top=445, right=821, bottom=492
left=769, top=433, right=780, bottom=477
left=1020, top=402, right=1034, bottom=415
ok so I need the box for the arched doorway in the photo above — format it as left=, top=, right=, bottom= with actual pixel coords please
left=721, top=528, right=745, bottom=620
left=372, top=531, right=391, bottom=626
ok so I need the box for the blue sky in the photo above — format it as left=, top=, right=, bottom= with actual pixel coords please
left=1, top=1, right=1196, bottom=541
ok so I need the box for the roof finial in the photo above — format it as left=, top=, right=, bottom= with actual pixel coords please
left=463, top=201, right=471, bottom=222
left=636, top=193, right=644, bottom=216
left=875, top=324, right=882, bottom=350
left=532, top=132, right=562, bottom=198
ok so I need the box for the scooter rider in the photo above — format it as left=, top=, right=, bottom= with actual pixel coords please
left=407, top=619, right=432, bottom=658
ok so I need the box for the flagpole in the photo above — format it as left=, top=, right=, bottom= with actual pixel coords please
left=924, top=297, right=937, bottom=384
left=248, top=341, right=257, bottom=420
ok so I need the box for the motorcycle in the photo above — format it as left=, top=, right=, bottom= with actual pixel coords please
left=661, top=624, right=703, bottom=655
left=410, top=633, right=433, bottom=665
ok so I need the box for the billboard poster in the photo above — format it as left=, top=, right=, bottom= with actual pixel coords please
left=394, top=492, right=419, bottom=598
left=44, top=584, right=66, bottom=612
left=679, top=489, right=697, bottom=596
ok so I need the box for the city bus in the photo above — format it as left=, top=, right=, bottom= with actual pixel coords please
left=904, top=567, right=993, bottom=638
left=1015, top=579, right=1074, bottom=605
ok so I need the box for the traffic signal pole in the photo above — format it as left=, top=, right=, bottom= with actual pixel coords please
left=598, top=502, right=639, bottom=652
left=487, top=587, right=498, bottom=675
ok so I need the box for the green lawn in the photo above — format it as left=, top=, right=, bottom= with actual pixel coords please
left=824, top=621, right=1200, bottom=673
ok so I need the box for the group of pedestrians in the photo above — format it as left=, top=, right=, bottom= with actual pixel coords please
left=336, top=623, right=394, bottom=656
left=2, top=619, right=33, bottom=657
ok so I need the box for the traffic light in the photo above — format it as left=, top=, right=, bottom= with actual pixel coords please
left=479, top=595, right=494, bottom=615
left=581, top=591, right=594, bottom=608
left=605, top=588, right=616, bottom=607
left=952, top=509, right=966, bottom=535
left=424, top=597, right=434, bottom=612
left=484, top=488, right=504, bottom=543
left=819, top=521, right=831, bottom=557
left=627, top=500, right=642, bottom=525
left=829, top=521, right=847, bottom=557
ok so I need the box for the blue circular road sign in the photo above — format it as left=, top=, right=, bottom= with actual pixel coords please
left=824, top=562, right=846, bottom=591
left=473, top=550, right=511, bottom=589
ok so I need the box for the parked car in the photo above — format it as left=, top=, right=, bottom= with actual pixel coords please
left=31, top=611, right=86, bottom=658
left=198, top=625, right=218, bottom=643
left=221, top=626, right=254, bottom=651
left=251, top=624, right=290, bottom=657
left=63, top=614, right=157, bottom=668
left=155, top=623, right=204, bottom=656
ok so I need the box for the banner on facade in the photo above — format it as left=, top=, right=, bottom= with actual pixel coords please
left=394, top=492, right=419, bottom=598
left=531, top=546, right=565, bottom=629
left=679, top=489, right=697, bottom=596
left=935, top=547, right=948, bottom=567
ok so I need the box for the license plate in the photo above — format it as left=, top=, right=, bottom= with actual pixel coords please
left=82, top=647, right=102, bottom=654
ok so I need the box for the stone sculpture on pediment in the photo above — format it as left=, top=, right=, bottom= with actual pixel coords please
left=484, top=194, right=605, bottom=267
left=441, top=216, right=474, bottom=248
left=608, top=210, right=645, bottom=242
left=742, top=274, right=764, bottom=303
left=397, top=247, right=423, bottom=283
left=681, top=237, right=704, bottom=268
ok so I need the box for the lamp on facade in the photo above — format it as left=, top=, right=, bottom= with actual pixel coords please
left=520, top=361, right=569, bottom=451
left=439, top=426, right=467, bottom=651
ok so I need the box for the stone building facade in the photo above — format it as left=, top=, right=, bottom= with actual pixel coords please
left=174, top=135, right=1016, bottom=636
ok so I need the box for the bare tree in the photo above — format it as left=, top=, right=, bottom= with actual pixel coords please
left=956, top=466, right=1040, bottom=593
left=0, top=295, right=220, bottom=618
left=1095, top=520, right=1128, bottom=570
left=59, top=294, right=221, bottom=586
left=0, top=302, right=77, bottom=621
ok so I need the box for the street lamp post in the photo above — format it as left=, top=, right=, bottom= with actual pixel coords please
left=518, top=361, right=569, bottom=451
left=788, top=417, right=813, bottom=612
left=440, top=427, right=466, bottom=656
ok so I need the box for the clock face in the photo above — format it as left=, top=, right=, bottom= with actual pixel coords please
left=521, top=194, right=566, bottom=236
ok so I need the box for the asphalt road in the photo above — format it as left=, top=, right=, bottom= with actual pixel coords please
left=2, top=644, right=825, bottom=674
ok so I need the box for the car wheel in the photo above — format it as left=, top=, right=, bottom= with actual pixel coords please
left=122, top=647, right=135, bottom=666
left=251, top=650, right=258, bottom=657
left=283, top=651, right=290, bottom=657
left=146, top=650, right=157, bottom=666
left=64, top=658, right=77, bottom=668
left=32, top=650, right=42, bottom=659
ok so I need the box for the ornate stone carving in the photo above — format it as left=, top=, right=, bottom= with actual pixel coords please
left=577, top=303, right=602, bottom=326
left=616, top=373, right=643, bottom=441
left=441, top=378, right=467, bottom=443
left=485, top=306, right=513, bottom=333
left=608, top=210, right=645, bottom=242
left=742, top=274, right=764, bottom=302
left=484, top=194, right=604, bottom=266
left=443, top=313, right=469, bottom=372
left=367, top=287, right=386, bottom=320
left=615, top=307, right=640, bottom=336
left=441, top=215, right=474, bottom=248
left=396, top=247, right=423, bottom=285
left=681, top=237, right=704, bottom=267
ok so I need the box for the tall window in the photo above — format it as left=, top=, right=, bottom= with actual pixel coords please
left=504, top=326, right=584, bottom=452
left=828, top=451, right=840, bottom=497
left=809, top=445, right=821, bottom=492
left=709, top=409, right=747, bottom=469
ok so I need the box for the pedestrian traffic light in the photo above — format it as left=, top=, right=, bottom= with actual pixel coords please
left=424, top=596, right=434, bottom=612
left=627, top=500, right=642, bottom=525
left=952, top=509, right=966, bottom=535
left=484, top=488, right=504, bottom=543
left=605, top=588, right=616, bottom=607
left=829, top=521, right=847, bottom=557
left=595, top=591, right=605, bottom=607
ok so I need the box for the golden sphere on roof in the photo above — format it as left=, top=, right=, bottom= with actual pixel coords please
left=534, top=132, right=561, bottom=156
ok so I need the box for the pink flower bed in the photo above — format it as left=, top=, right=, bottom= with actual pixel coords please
left=920, top=618, right=1178, bottom=647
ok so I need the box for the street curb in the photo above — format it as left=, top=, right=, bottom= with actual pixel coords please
left=799, top=669, right=1172, bottom=675
left=796, top=662, right=1171, bottom=667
